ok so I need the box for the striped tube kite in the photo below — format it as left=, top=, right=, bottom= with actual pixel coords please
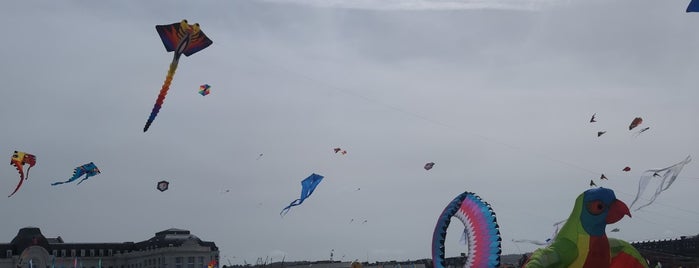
left=280, top=173, right=324, bottom=216
left=432, top=191, right=501, bottom=268
left=143, top=20, right=213, bottom=132
left=8, top=151, right=36, bottom=197
left=51, top=162, right=101, bottom=186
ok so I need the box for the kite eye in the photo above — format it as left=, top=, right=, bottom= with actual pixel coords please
left=182, top=19, right=188, bottom=23
left=586, top=200, right=605, bottom=215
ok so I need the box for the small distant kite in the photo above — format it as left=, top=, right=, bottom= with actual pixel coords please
left=424, top=162, right=435, bottom=170
left=362, top=219, right=368, bottom=224
left=630, top=155, right=692, bottom=211
left=628, top=117, right=643, bottom=130
left=610, top=228, right=620, bottom=232
left=51, top=162, right=100, bottom=186
left=688, top=0, right=698, bottom=12
left=256, top=153, right=264, bottom=160
left=143, top=20, right=213, bottom=132
left=341, top=150, right=347, bottom=155
left=280, top=173, right=324, bottom=216
left=157, top=180, right=170, bottom=192
left=199, top=84, right=211, bottom=96
left=633, top=127, right=650, bottom=137
left=589, top=180, right=597, bottom=187
left=623, top=166, right=631, bottom=172
left=355, top=187, right=361, bottom=191
left=333, top=148, right=341, bottom=153
left=8, top=151, right=36, bottom=197
left=589, top=113, right=597, bottom=123
left=600, top=174, right=608, bottom=180
left=597, top=131, right=606, bottom=137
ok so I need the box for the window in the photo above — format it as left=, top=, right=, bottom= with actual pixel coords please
left=81, top=249, right=85, bottom=257
left=71, top=250, right=76, bottom=257
left=108, top=249, right=113, bottom=256
left=52, top=250, right=58, bottom=256
left=99, top=249, right=104, bottom=257
left=90, top=249, right=95, bottom=257
left=6, top=250, right=11, bottom=258
left=187, top=257, right=195, bottom=268
left=62, top=250, right=66, bottom=257
left=175, top=257, right=182, bottom=268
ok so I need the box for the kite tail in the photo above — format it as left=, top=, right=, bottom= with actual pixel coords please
left=25, top=165, right=32, bottom=180
left=8, top=177, right=23, bottom=197
left=143, top=60, right=179, bottom=132
left=280, top=199, right=302, bottom=217
left=50, top=181, right=66, bottom=186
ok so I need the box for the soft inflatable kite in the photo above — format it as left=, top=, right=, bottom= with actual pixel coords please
left=199, top=84, right=211, bottom=96
left=280, top=173, right=324, bottom=216
left=688, top=0, right=699, bottom=12
left=51, top=162, right=100, bottom=186
left=523, top=187, right=647, bottom=268
left=143, top=20, right=213, bottom=132
left=432, top=191, right=501, bottom=268
left=628, top=117, right=643, bottom=130
left=8, top=151, right=36, bottom=197
left=629, top=155, right=691, bottom=211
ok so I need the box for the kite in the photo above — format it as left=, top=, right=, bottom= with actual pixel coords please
left=143, top=20, right=213, bottom=132
left=633, top=127, right=650, bottom=137
left=424, top=162, right=435, bottom=170
left=157, top=180, right=170, bottom=192
left=590, top=113, right=597, bottom=123
left=628, top=117, right=643, bottom=130
left=629, top=155, right=692, bottom=211
left=341, top=150, right=347, bottom=155
left=523, top=187, right=646, bottom=268
left=334, top=148, right=342, bottom=153
left=611, top=228, right=620, bottom=232
left=589, top=180, right=597, bottom=187
left=199, top=84, right=211, bottom=96
left=51, top=162, right=100, bottom=186
left=208, top=260, right=217, bottom=268
left=362, top=219, right=367, bottom=224
left=256, top=153, right=263, bottom=160
left=8, top=151, right=36, bottom=197
left=597, top=131, right=606, bottom=137
left=688, top=0, right=699, bottom=12
left=355, top=187, right=361, bottom=191
left=600, top=174, right=608, bottom=180
left=623, top=167, right=631, bottom=172
left=280, top=173, right=324, bottom=216
left=432, top=191, right=501, bottom=268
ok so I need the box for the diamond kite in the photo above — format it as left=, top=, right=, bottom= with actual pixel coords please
left=8, top=151, right=36, bottom=197
left=143, top=20, right=213, bottom=132
left=280, top=173, right=324, bottom=216
left=51, top=162, right=100, bottom=186
left=157, top=180, right=170, bottom=192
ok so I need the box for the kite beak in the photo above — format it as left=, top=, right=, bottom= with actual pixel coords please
left=606, top=199, right=631, bottom=224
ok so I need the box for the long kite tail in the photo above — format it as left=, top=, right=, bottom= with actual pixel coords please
left=8, top=177, right=24, bottom=197
left=8, top=161, right=25, bottom=197
left=143, top=60, right=179, bottom=132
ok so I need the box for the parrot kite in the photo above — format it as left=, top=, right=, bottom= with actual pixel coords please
left=523, top=187, right=647, bottom=268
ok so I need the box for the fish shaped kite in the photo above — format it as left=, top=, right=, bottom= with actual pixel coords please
left=143, top=20, right=213, bottom=132
left=629, top=155, right=692, bottom=211
left=8, top=151, right=36, bottom=197
left=424, top=162, right=435, bottom=170
left=628, top=117, right=643, bottom=130
left=51, top=162, right=100, bottom=186
left=199, top=84, right=211, bottom=96
left=280, top=173, right=324, bottom=216
left=688, top=0, right=699, bottom=12
left=623, top=166, right=631, bottom=172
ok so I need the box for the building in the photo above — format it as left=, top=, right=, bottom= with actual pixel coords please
left=0, top=227, right=219, bottom=268
left=631, top=234, right=699, bottom=267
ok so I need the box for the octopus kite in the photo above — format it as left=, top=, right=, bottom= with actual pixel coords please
left=51, top=162, right=100, bottom=186
left=143, top=20, right=213, bottom=132
left=8, top=151, right=36, bottom=197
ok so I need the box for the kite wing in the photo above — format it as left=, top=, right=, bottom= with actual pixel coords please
left=156, top=20, right=213, bottom=57
left=8, top=151, right=37, bottom=197
left=688, top=0, right=699, bottom=12
left=280, top=173, right=324, bottom=216
left=629, top=156, right=691, bottom=211
left=432, top=191, right=501, bottom=268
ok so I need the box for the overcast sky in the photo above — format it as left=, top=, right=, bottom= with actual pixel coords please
left=1, top=0, right=699, bottom=265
